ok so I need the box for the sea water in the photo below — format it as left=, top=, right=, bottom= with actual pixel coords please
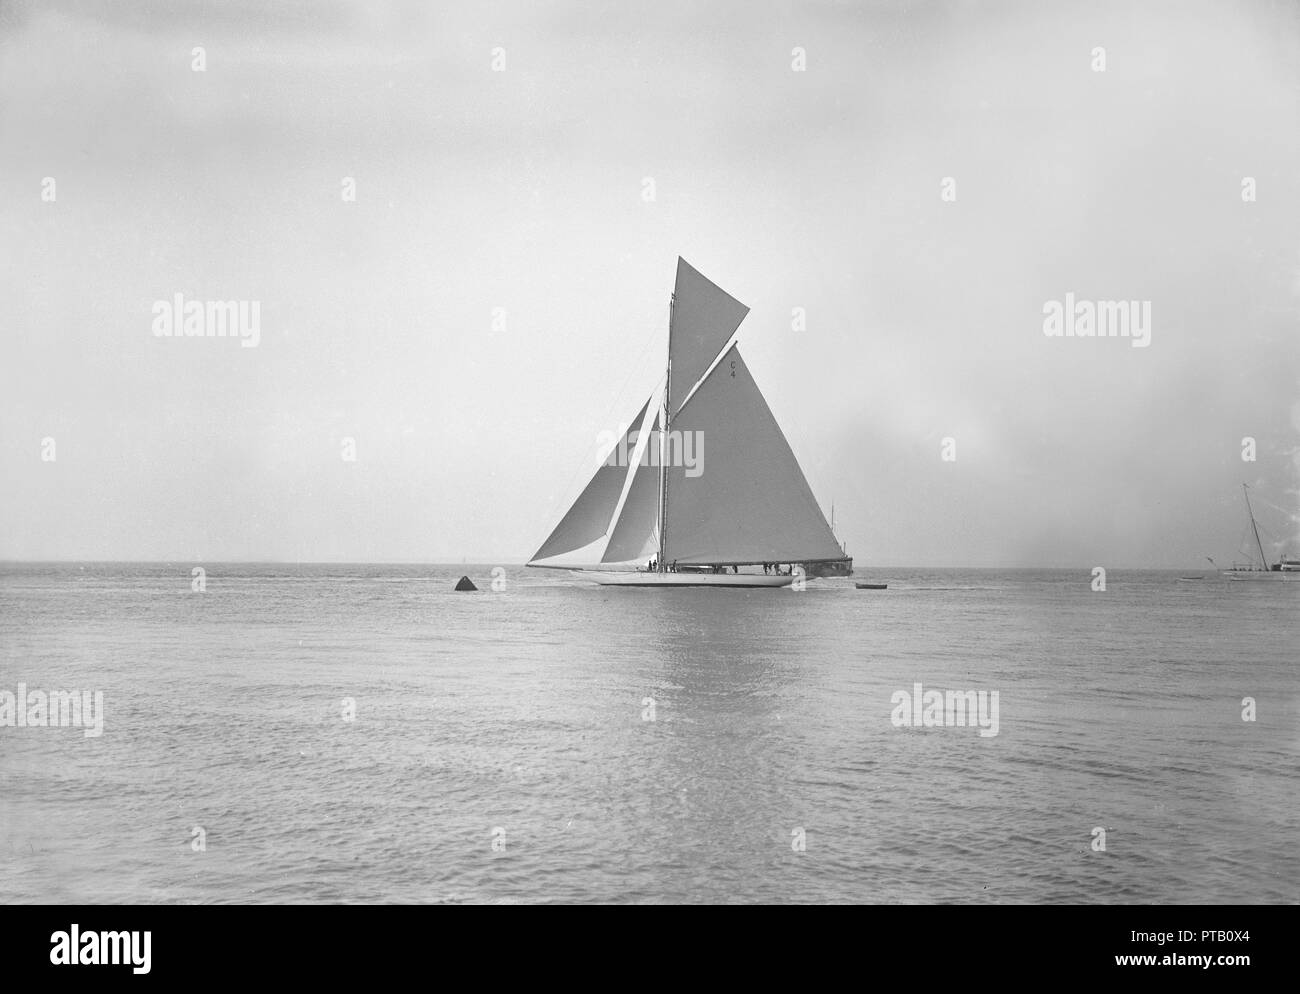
left=0, top=563, right=1295, bottom=904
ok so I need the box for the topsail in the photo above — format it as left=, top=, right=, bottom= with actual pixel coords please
left=667, top=258, right=750, bottom=414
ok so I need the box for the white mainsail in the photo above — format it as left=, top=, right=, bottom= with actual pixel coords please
left=661, top=344, right=845, bottom=565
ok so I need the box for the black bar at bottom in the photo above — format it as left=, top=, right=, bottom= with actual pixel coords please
left=0, top=905, right=1276, bottom=982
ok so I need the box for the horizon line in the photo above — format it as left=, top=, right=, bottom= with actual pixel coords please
left=0, top=559, right=1231, bottom=571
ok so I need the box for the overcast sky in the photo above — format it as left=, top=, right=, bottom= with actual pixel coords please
left=2, top=0, right=1297, bottom=567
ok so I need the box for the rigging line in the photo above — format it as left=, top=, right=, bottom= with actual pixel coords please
left=1252, top=494, right=1298, bottom=520
left=1235, top=522, right=1271, bottom=564
left=537, top=319, right=665, bottom=534
left=1251, top=518, right=1281, bottom=547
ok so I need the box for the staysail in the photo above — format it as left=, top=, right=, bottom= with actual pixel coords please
left=661, top=345, right=845, bottom=565
left=669, top=258, right=750, bottom=414
left=602, top=413, right=661, bottom=563
left=530, top=399, right=650, bottom=562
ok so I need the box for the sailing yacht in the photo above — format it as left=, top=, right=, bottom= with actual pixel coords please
left=527, top=258, right=852, bottom=588
left=1220, top=484, right=1298, bottom=581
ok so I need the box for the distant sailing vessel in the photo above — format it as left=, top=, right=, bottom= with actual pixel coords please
left=1220, top=484, right=1298, bottom=581
left=527, top=258, right=852, bottom=588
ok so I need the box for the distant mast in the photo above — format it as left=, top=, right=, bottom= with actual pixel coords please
left=1244, top=483, right=1269, bottom=569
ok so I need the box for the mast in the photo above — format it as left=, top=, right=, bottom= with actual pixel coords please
left=658, top=293, right=674, bottom=571
left=1244, top=483, right=1269, bottom=570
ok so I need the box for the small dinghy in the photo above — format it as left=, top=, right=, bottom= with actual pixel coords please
left=855, top=582, right=888, bottom=590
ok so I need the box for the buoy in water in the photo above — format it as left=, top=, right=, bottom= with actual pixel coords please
left=454, top=576, right=477, bottom=591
